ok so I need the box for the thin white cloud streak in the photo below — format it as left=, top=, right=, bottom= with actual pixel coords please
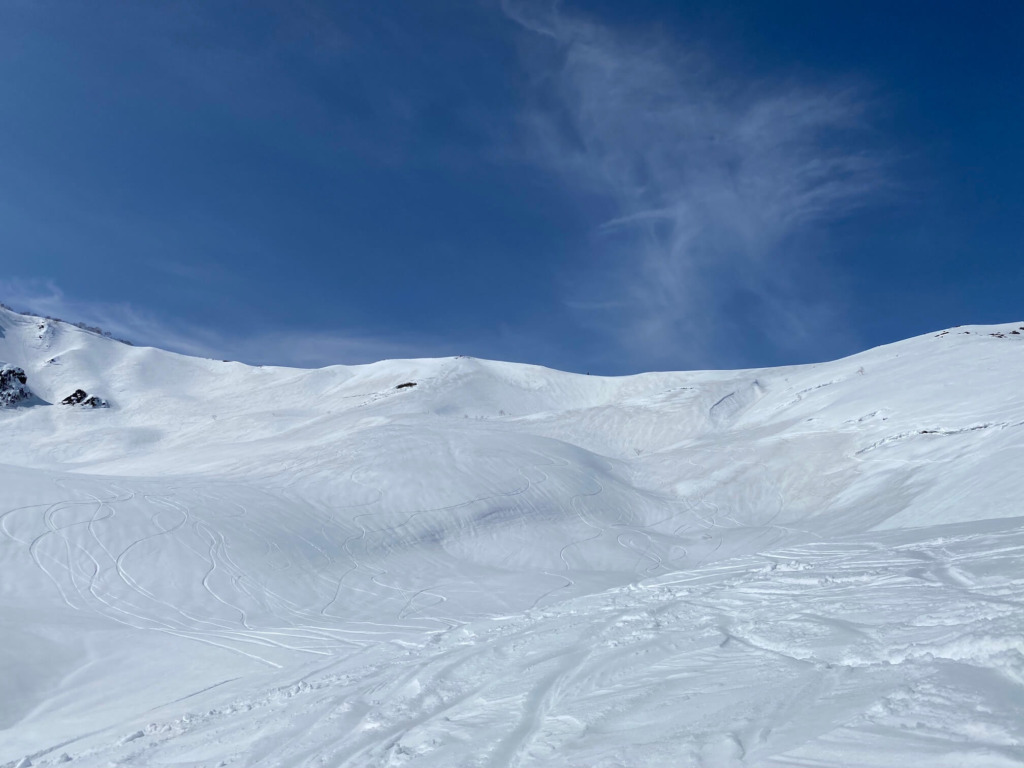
left=0, top=279, right=440, bottom=368
left=505, top=2, right=890, bottom=368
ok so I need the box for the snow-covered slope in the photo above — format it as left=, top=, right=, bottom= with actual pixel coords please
left=1, top=305, right=1023, bottom=767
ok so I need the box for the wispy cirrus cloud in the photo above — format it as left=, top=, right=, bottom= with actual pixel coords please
left=504, top=1, right=892, bottom=369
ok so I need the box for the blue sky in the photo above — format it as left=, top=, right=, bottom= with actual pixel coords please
left=2, top=1, right=1021, bottom=374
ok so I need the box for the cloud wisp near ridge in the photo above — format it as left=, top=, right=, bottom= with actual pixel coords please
left=0, top=278, right=448, bottom=368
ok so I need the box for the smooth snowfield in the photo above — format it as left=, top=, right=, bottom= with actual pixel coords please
left=1, top=305, right=1023, bottom=767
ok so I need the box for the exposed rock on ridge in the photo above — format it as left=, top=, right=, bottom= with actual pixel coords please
left=60, top=389, right=109, bottom=408
left=0, top=364, right=32, bottom=407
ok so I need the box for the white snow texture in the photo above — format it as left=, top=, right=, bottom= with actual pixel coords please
left=1, top=305, right=1023, bottom=767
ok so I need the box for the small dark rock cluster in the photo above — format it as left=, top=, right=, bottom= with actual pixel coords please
left=1, top=364, right=109, bottom=409
left=938, top=326, right=1024, bottom=339
left=61, top=389, right=109, bottom=408
left=0, top=365, right=32, bottom=407
left=988, top=327, right=1024, bottom=338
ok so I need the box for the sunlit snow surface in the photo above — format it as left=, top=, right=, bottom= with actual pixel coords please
left=1, top=307, right=1023, bottom=767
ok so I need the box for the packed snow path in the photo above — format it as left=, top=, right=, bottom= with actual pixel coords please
left=1, top=306, right=1023, bottom=766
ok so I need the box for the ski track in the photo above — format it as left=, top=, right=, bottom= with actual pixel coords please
left=12, top=472, right=1022, bottom=765
left=20, top=521, right=1021, bottom=768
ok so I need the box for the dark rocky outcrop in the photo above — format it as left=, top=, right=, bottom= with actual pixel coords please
left=0, top=365, right=32, bottom=407
left=61, top=389, right=109, bottom=408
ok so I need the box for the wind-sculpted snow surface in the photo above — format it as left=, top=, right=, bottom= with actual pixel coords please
left=0, top=306, right=1023, bottom=767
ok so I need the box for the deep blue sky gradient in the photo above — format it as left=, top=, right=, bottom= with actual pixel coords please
left=1, top=1, right=1021, bottom=373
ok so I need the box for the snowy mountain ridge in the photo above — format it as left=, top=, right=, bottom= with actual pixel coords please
left=2, top=304, right=1024, bottom=767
